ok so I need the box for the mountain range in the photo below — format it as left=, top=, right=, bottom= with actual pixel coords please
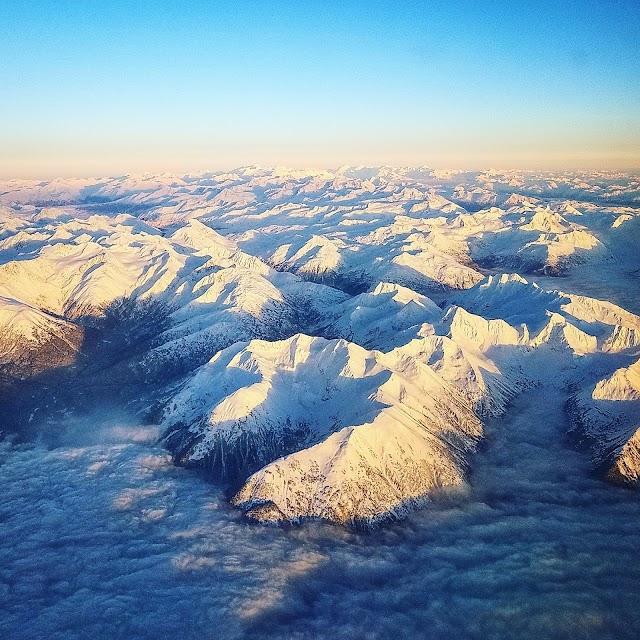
left=1, top=166, right=639, bottom=526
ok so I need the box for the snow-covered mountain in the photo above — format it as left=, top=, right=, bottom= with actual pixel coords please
left=570, top=357, right=640, bottom=486
left=1, top=166, right=639, bottom=526
left=162, top=334, right=486, bottom=525
left=0, top=295, right=82, bottom=379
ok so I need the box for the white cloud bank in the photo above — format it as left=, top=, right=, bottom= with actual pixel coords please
left=1, top=384, right=640, bottom=640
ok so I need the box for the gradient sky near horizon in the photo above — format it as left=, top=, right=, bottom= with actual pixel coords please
left=1, top=0, right=639, bottom=178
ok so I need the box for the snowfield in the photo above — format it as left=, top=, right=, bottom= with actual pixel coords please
left=1, top=166, right=639, bottom=526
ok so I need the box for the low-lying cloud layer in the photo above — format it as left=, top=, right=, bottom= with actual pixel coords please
left=2, top=384, right=640, bottom=640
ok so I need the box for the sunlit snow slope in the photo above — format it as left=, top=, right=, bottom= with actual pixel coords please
left=1, top=166, right=639, bottom=525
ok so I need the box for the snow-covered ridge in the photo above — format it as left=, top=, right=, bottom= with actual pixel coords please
left=451, top=273, right=640, bottom=355
left=0, top=295, right=83, bottom=378
left=0, top=214, right=347, bottom=380
left=1, top=167, right=639, bottom=526
left=570, top=357, right=640, bottom=486
left=162, top=334, right=487, bottom=525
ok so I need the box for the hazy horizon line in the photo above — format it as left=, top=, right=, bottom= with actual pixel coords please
left=2, top=163, right=640, bottom=182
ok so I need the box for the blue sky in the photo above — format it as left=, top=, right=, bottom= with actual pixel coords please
left=1, top=0, right=639, bottom=177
